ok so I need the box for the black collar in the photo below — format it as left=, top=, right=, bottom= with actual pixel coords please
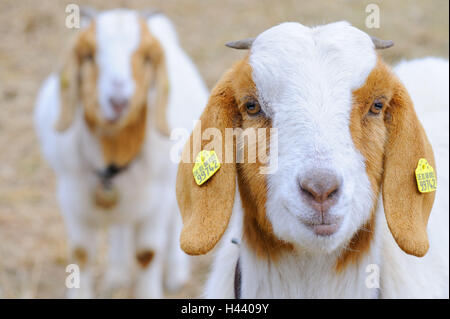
left=234, top=257, right=241, bottom=299
left=97, top=164, right=128, bottom=186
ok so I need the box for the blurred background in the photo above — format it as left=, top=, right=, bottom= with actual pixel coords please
left=0, top=0, right=448, bottom=298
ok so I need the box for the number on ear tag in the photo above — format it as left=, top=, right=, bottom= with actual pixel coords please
left=415, top=158, right=437, bottom=193
left=193, top=150, right=221, bottom=186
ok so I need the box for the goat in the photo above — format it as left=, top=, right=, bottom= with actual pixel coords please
left=34, top=9, right=208, bottom=298
left=175, top=22, right=449, bottom=298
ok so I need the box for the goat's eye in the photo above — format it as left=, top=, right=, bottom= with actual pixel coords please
left=370, top=100, right=384, bottom=115
left=144, top=55, right=152, bottom=64
left=84, top=52, right=94, bottom=62
left=245, top=101, right=261, bottom=115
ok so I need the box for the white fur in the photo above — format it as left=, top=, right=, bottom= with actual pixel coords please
left=253, top=21, right=376, bottom=255
left=96, top=11, right=140, bottom=121
left=34, top=10, right=208, bottom=298
left=205, top=22, right=449, bottom=298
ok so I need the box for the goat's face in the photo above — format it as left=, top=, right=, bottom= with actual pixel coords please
left=56, top=10, right=169, bottom=135
left=252, top=22, right=380, bottom=253
left=177, top=22, right=435, bottom=260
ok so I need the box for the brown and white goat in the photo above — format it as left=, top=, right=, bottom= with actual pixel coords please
left=35, top=9, right=208, bottom=298
left=176, top=22, right=449, bottom=298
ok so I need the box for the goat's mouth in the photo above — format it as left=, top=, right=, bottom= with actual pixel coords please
left=282, top=201, right=342, bottom=237
left=300, top=218, right=342, bottom=237
left=306, top=223, right=340, bottom=236
left=99, top=107, right=135, bottom=132
left=105, top=107, right=129, bottom=125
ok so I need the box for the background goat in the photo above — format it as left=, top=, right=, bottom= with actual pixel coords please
left=176, top=22, right=449, bottom=298
left=34, top=9, right=208, bottom=298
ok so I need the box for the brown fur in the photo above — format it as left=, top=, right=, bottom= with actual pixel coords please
left=381, top=65, right=435, bottom=257
left=56, top=23, right=97, bottom=132
left=340, top=57, right=436, bottom=271
left=338, top=59, right=391, bottom=269
left=234, top=63, right=293, bottom=259
left=136, top=250, right=155, bottom=268
left=131, top=20, right=170, bottom=137
left=88, top=107, right=147, bottom=166
left=335, top=209, right=376, bottom=272
left=240, top=173, right=294, bottom=260
left=72, top=246, right=88, bottom=269
left=176, top=65, right=238, bottom=255
left=177, top=58, right=291, bottom=257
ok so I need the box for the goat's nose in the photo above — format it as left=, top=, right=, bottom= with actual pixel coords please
left=109, top=96, right=129, bottom=115
left=112, top=79, right=125, bottom=90
left=298, top=170, right=342, bottom=213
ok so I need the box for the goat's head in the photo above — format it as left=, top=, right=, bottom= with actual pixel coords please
left=56, top=9, right=169, bottom=136
left=176, top=22, right=435, bottom=260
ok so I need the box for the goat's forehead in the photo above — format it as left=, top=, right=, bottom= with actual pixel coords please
left=95, top=10, right=141, bottom=55
left=249, top=22, right=377, bottom=109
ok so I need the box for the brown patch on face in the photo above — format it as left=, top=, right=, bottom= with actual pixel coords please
left=72, top=246, right=88, bottom=269
left=232, top=61, right=293, bottom=260
left=132, top=20, right=170, bottom=136
left=240, top=174, right=294, bottom=260
left=338, top=58, right=395, bottom=271
left=136, top=249, right=154, bottom=268
left=56, top=22, right=97, bottom=132
left=335, top=209, right=376, bottom=273
left=340, top=54, right=436, bottom=268
left=350, top=59, right=395, bottom=196
left=78, top=24, right=99, bottom=125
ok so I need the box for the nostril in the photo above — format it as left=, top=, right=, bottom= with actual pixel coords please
left=299, top=184, right=318, bottom=201
left=298, top=170, right=342, bottom=206
left=325, top=186, right=339, bottom=200
left=112, top=79, right=125, bottom=90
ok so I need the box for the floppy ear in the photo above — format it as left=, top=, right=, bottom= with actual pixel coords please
left=382, top=77, right=436, bottom=257
left=55, top=43, right=80, bottom=132
left=176, top=72, right=238, bottom=255
left=153, top=48, right=170, bottom=136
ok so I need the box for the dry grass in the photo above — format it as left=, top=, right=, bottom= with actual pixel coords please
left=0, top=0, right=448, bottom=298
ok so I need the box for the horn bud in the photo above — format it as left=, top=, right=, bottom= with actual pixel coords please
left=225, top=38, right=255, bottom=50
left=141, top=9, right=162, bottom=19
left=370, top=36, right=394, bottom=49
left=80, top=6, right=97, bottom=20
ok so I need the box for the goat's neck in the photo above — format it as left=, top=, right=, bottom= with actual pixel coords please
left=239, top=217, right=382, bottom=298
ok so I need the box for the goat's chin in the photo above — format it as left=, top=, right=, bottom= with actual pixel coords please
left=298, top=225, right=349, bottom=254
left=95, top=110, right=135, bottom=134
left=271, top=211, right=355, bottom=255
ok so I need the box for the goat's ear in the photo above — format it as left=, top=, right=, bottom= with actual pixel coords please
left=153, top=45, right=170, bottom=136
left=176, top=73, right=238, bottom=255
left=382, top=77, right=436, bottom=257
left=55, top=45, right=80, bottom=132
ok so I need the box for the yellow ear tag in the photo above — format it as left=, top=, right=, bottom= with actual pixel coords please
left=193, top=150, right=221, bottom=186
left=415, top=158, right=437, bottom=193
left=60, top=72, right=70, bottom=89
